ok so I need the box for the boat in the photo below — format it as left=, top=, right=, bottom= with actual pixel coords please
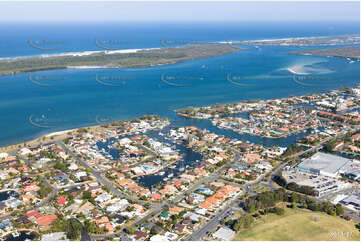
left=168, top=173, right=174, bottom=178
left=179, top=167, right=185, bottom=172
left=26, top=231, right=31, bottom=235
left=163, top=177, right=169, bottom=181
left=159, top=132, right=164, bottom=136
left=159, top=171, right=165, bottom=175
left=11, top=231, right=20, bottom=237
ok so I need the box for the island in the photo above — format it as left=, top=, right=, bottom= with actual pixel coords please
left=232, top=34, right=359, bottom=46
left=0, top=44, right=241, bottom=76
left=288, top=46, right=360, bottom=60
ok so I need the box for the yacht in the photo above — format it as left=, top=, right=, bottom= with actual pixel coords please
left=168, top=173, right=174, bottom=178
left=159, top=171, right=165, bottom=176
left=11, top=231, right=20, bottom=237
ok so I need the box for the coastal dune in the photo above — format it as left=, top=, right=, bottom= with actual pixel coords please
left=0, top=44, right=242, bottom=76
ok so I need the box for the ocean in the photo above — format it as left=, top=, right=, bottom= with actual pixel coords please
left=0, top=21, right=359, bottom=146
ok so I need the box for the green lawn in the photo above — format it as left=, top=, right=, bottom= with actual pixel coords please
left=233, top=208, right=360, bottom=241
left=250, top=184, right=271, bottom=193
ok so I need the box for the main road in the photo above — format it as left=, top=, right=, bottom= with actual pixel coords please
left=132, top=148, right=241, bottom=227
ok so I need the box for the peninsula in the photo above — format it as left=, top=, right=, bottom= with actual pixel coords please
left=0, top=44, right=241, bottom=76
left=289, top=46, right=360, bottom=60
left=233, top=34, right=359, bottom=46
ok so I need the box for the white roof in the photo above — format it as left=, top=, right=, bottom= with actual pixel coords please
left=150, top=235, right=169, bottom=241
left=42, top=232, right=68, bottom=241
left=68, top=163, right=78, bottom=170
left=118, top=137, right=132, bottom=145
left=0, top=152, right=8, bottom=158
left=213, top=227, right=235, bottom=241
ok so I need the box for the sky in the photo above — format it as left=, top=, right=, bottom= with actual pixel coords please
left=0, top=1, right=359, bottom=22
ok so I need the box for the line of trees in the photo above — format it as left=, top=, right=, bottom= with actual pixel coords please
left=281, top=144, right=304, bottom=157
left=244, top=189, right=344, bottom=217
left=225, top=214, right=254, bottom=232
left=273, top=174, right=317, bottom=196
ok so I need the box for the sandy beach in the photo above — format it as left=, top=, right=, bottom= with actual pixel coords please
left=0, top=47, right=161, bottom=61
left=44, top=128, right=77, bottom=137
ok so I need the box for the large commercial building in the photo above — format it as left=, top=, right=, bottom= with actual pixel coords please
left=296, top=152, right=352, bottom=177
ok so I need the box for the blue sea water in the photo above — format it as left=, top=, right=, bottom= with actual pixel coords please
left=0, top=21, right=359, bottom=146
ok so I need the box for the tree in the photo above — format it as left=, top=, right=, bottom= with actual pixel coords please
left=85, top=220, right=100, bottom=234
left=150, top=227, right=158, bottom=235
left=37, top=184, right=52, bottom=198
left=82, top=191, right=92, bottom=200
left=335, top=204, right=344, bottom=216
left=125, top=226, right=135, bottom=235
left=66, top=219, right=82, bottom=240
left=248, top=205, right=256, bottom=213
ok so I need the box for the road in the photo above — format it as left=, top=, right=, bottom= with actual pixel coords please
left=186, top=129, right=360, bottom=240
left=56, top=140, right=156, bottom=209
left=133, top=148, right=241, bottom=227
left=185, top=191, right=244, bottom=241
left=68, top=218, right=91, bottom=241
left=0, top=156, right=58, bottom=221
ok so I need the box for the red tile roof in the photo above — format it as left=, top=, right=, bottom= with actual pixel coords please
left=57, top=196, right=67, bottom=205
left=36, top=214, right=57, bottom=227
left=26, top=210, right=41, bottom=218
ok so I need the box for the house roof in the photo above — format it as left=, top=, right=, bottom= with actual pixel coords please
left=57, top=196, right=67, bottom=205
left=36, top=214, right=57, bottom=227
left=26, top=210, right=41, bottom=218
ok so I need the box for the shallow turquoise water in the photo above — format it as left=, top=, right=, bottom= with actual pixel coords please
left=0, top=22, right=359, bottom=146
